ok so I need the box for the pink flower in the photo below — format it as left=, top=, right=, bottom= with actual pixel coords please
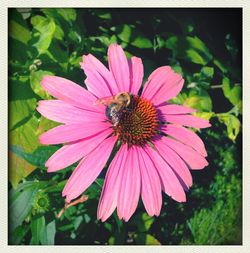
left=37, top=44, right=210, bottom=222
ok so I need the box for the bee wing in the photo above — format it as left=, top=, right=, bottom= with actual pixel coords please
left=94, top=95, right=115, bottom=106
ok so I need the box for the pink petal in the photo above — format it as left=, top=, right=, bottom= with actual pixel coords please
left=41, top=76, right=101, bottom=112
left=137, top=147, right=162, bottom=217
left=157, top=104, right=196, bottom=115
left=46, top=128, right=113, bottom=172
left=141, top=66, right=184, bottom=105
left=97, top=145, right=127, bottom=222
left=108, top=44, right=130, bottom=92
left=162, top=137, right=208, bottom=170
left=142, top=66, right=171, bottom=99
left=161, top=124, right=207, bottom=156
left=117, top=146, right=141, bottom=221
left=165, top=115, right=211, bottom=128
left=144, top=145, right=186, bottom=202
left=153, top=139, right=192, bottom=188
left=81, top=54, right=118, bottom=97
left=39, top=122, right=110, bottom=145
left=62, top=136, right=117, bottom=202
left=128, top=56, right=144, bottom=95
left=37, top=100, right=106, bottom=124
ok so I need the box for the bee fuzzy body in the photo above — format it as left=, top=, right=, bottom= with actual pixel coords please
left=96, top=92, right=133, bottom=126
left=105, top=104, right=123, bottom=126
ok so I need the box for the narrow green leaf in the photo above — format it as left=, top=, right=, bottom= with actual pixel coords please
left=40, top=220, right=56, bottom=245
left=30, top=216, right=46, bottom=245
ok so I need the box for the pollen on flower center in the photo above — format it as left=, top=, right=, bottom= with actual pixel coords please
left=113, top=95, right=158, bottom=146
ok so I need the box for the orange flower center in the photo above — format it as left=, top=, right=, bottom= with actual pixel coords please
left=112, top=95, right=158, bottom=146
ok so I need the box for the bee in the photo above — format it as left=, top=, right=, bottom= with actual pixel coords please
left=95, top=92, right=133, bottom=126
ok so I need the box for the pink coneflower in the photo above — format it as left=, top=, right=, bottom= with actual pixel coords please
left=37, top=44, right=210, bottom=222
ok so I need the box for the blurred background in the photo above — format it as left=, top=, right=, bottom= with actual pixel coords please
left=8, top=8, right=242, bottom=245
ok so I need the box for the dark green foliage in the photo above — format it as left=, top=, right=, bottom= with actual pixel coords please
left=8, top=8, right=242, bottom=245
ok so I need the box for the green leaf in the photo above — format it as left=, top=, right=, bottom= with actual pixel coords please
left=184, top=89, right=212, bottom=112
left=9, top=225, right=29, bottom=245
left=131, top=212, right=155, bottom=233
left=113, top=24, right=152, bottom=48
left=47, top=40, right=69, bottom=67
left=9, top=20, right=31, bottom=44
left=135, top=233, right=161, bottom=245
left=30, top=70, right=54, bottom=99
left=73, top=216, right=83, bottom=230
left=9, top=75, right=34, bottom=101
left=108, top=236, right=115, bottom=245
left=222, top=77, right=230, bottom=95
left=194, top=112, right=215, bottom=120
left=10, top=145, right=59, bottom=168
left=8, top=151, right=36, bottom=188
left=165, top=35, right=212, bottom=65
left=186, top=175, right=241, bottom=244
left=9, top=182, right=40, bottom=231
left=218, top=113, right=241, bottom=142
left=9, top=76, right=36, bottom=130
left=104, top=222, right=113, bottom=232
left=117, top=24, right=132, bottom=43
left=9, top=115, right=40, bottom=153
left=37, top=116, right=60, bottom=136
left=186, top=49, right=207, bottom=65
left=57, top=8, right=76, bottom=22
left=9, top=114, right=40, bottom=186
left=9, top=77, right=37, bottom=130
left=31, top=16, right=56, bottom=54
left=194, top=112, right=215, bottom=121
left=9, top=98, right=36, bottom=131
left=131, top=35, right=153, bottom=49
left=222, top=77, right=242, bottom=108
left=190, top=66, right=214, bottom=90
left=94, top=10, right=112, bottom=20
left=9, top=38, right=30, bottom=64
left=9, top=77, right=39, bottom=187
left=40, top=220, right=56, bottom=245
left=85, top=179, right=104, bottom=199
left=201, top=66, right=214, bottom=80
left=225, top=34, right=238, bottom=59
left=68, top=30, right=82, bottom=43
left=145, top=234, right=161, bottom=245
left=54, top=25, right=64, bottom=40
left=30, top=216, right=46, bottom=245
left=213, top=58, right=228, bottom=73
left=171, top=64, right=183, bottom=75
